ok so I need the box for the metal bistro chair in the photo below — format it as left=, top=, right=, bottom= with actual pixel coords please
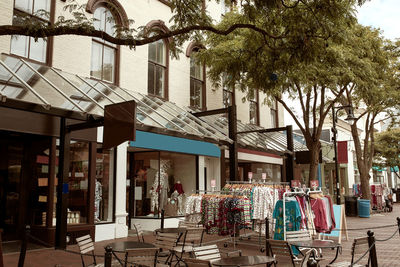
left=327, top=237, right=370, bottom=267
left=133, top=223, right=146, bottom=243
left=77, top=235, right=120, bottom=267
left=124, top=247, right=169, bottom=267
left=174, top=227, right=205, bottom=258
left=178, top=221, right=202, bottom=228
left=185, top=244, right=242, bottom=267
left=267, top=239, right=313, bottom=267
left=154, top=231, right=181, bottom=266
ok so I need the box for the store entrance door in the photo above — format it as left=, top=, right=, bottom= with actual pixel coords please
left=0, top=132, right=50, bottom=241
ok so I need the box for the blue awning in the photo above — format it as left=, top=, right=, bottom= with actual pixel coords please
left=129, top=130, right=221, bottom=158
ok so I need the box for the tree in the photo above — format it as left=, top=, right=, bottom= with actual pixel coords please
left=0, top=0, right=367, bottom=182
left=197, top=2, right=371, bottom=183
left=375, top=128, right=400, bottom=180
left=337, top=26, right=400, bottom=200
left=0, top=0, right=365, bottom=56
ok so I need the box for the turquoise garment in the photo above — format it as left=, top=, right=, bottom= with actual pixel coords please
left=273, top=199, right=302, bottom=255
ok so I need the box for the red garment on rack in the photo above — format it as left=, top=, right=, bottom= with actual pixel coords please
left=310, top=198, right=329, bottom=233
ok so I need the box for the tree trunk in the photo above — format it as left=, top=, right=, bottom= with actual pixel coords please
left=351, top=124, right=371, bottom=200
left=308, top=142, right=321, bottom=185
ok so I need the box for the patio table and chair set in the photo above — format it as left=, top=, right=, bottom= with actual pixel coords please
left=76, top=222, right=370, bottom=267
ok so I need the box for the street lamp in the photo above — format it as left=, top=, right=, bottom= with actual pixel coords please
left=331, top=105, right=356, bottom=204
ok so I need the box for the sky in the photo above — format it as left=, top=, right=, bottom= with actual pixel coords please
left=283, top=0, right=398, bottom=127
left=357, top=0, right=400, bottom=41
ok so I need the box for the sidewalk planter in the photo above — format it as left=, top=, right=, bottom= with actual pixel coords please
left=357, top=199, right=371, bottom=218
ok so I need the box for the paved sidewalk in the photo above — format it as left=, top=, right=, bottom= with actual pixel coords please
left=3, top=203, right=400, bottom=266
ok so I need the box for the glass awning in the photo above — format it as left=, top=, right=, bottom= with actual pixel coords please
left=0, top=54, right=231, bottom=144
left=197, top=114, right=308, bottom=153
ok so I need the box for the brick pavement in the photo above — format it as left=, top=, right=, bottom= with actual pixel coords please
left=3, top=204, right=400, bottom=267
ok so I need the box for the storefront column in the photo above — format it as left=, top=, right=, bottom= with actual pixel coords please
left=114, top=142, right=128, bottom=238
left=198, top=156, right=205, bottom=191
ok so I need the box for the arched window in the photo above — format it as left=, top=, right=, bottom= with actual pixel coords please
left=188, top=46, right=206, bottom=110
left=90, top=6, right=117, bottom=83
left=10, top=0, right=52, bottom=63
left=147, top=20, right=169, bottom=100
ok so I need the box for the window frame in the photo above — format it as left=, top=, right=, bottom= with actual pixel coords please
left=270, top=99, right=279, bottom=128
left=249, top=89, right=259, bottom=126
left=86, top=0, right=129, bottom=86
left=146, top=20, right=170, bottom=100
left=188, top=45, right=206, bottom=110
left=90, top=6, right=118, bottom=84
left=222, top=74, right=235, bottom=108
left=10, top=0, right=55, bottom=66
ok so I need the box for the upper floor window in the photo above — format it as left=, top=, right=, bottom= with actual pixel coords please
left=189, top=48, right=205, bottom=110
left=249, top=89, right=259, bottom=125
left=222, top=74, right=234, bottom=108
left=147, top=21, right=169, bottom=99
left=90, top=6, right=117, bottom=83
left=10, top=0, right=51, bottom=63
left=148, top=39, right=167, bottom=98
left=270, top=100, right=278, bottom=127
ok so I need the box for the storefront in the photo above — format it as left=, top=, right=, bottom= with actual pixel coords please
left=127, top=130, right=223, bottom=230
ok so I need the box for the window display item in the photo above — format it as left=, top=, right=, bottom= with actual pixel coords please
left=94, top=180, right=102, bottom=222
left=148, top=160, right=171, bottom=216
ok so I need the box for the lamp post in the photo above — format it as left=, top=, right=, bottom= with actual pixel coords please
left=331, top=105, right=356, bottom=204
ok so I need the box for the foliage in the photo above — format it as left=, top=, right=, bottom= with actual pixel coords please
left=375, top=128, right=400, bottom=172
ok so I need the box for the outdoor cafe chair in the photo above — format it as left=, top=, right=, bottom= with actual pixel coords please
left=267, top=239, right=309, bottom=267
left=133, top=223, right=146, bottom=243
left=174, top=227, right=205, bottom=257
left=124, top=247, right=169, bottom=267
left=76, top=235, right=119, bottom=267
left=326, top=237, right=370, bottom=267
left=154, top=231, right=181, bottom=264
left=187, top=244, right=241, bottom=267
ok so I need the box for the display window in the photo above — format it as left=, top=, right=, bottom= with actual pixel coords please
left=131, top=151, right=196, bottom=218
left=67, top=141, right=90, bottom=224
left=95, top=146, right=115, bottom=223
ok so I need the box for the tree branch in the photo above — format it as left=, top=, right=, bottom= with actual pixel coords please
left=0, top=23, right=287, bottom=47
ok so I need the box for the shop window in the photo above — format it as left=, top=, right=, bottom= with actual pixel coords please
left=148, top=38, right=167, bottom=99
left=95, top=146, right=114, bottom=223
left=189, top=49, right=205, bottom=109
left=32, top=139, right=52, bottom=227
left=10, top=0, right=51, bottom=63
left=67, top=141, right=90, bottom=224
left=90, top=6, right=117, bottom=83
left=131, top=151, right=196, bottom=218
left=249, top=89, right=259, bottom=125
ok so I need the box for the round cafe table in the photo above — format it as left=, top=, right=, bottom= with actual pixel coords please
left=155, top=227, right=187, bottom=234
left=288, top=240, right=341, bottom=264
left=106, top=241, right=155, bottom=265
left=106, top=241, right=155, bottom=253
left=211, top=255, right=276, bottom=267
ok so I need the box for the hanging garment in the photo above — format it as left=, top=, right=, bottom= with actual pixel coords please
left=273, top=200, right=302, bottom=240
left=310, top=198, right=329, bottom=233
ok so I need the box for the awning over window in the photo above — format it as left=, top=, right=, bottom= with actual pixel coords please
left=197, top=114, right=308, bottom=153
left=130, top=130, right=221, bottom=157
left=0, top=54, right=231, bottom=145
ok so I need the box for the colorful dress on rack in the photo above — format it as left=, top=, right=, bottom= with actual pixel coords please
left=273, top=199, right=301, bottom=240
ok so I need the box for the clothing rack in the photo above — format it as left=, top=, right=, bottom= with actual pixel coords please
left=282, top=190, right=307, bottom=241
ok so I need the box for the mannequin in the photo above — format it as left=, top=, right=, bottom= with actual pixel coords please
left=172, top=180, right=185, bottom=215
left=148, top=160, right=171, bottom=216
left=94, top=180, right=102, bottom=222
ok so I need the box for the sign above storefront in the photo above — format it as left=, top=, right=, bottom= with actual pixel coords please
left=103, top=101, right=136, bottom=149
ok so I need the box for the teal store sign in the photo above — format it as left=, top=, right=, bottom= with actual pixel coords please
left=129, top=130, right=220, bottom=158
